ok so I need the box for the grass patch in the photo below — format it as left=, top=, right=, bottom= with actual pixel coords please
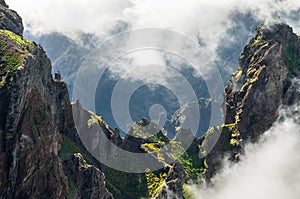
left=0, top=30, right=34, bottom=88
left=285, top=47, right=300, bottom=78
left=66, top=173, right=77, bottom=199
left=104, top=168, right=148, bottom=199
left=59, top=134, right=93, bottom=163
left=183, top=184, right=194, bottom=199
left=145, top=168, right=168, bottom=199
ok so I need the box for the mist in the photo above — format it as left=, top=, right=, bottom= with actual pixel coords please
left=6, top=0, right=300, bottom=75
left=6, top=0, right=300, bottom=76
left=5, top=0, right=300, bottom=138
left=190, top=109, right=300, bottom=199
left=6, top=0, right=300, bottom=41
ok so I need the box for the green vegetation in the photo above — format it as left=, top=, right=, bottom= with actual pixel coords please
left=183, top=184, right=194, bottom=199
left=59, top=134, right=93, bottom=163
left=253, top=34, right=262, bottom=45
left=145, top=168, right=168, bottom=199
left=177, top=141, right=204, bottom=180
left=104, top=168, right=148, bottom=199
left=66, top=173, right=77, bottom=199
left=141, top=143, right=165, bottom=162
left=178, top=154, right=203, bottom=180
left=87, top=111, right=103, bottom=127
left=4, top=30, right=32, bottom=45
left=0, top=30, right=34, bottom=88
left=285, top=47, right=300, bottom=78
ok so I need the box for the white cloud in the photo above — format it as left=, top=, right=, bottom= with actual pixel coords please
left=6, top=0, right=300, bottom=78
left=6, top=0, right=132, bottom=35
left=5, top=0, right=300, bottom=124
left=189, top=110, right=300, bottom=199
left=6, top=0, right=300, bottom=36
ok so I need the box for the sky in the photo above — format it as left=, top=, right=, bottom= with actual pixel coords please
left=5, top=0, right=300, bottom=128
left=5, top=0, right=300, bottom=118
left=5, top=0, right=300, bottom=81
left=6, top=0, right=300, bottom=39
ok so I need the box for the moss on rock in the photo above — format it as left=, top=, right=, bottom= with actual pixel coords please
left=0, top=30, right=33, bottom=88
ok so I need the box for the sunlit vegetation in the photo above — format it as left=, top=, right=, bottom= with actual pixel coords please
left=145, top=168, right=168, bottom=199
left=0, top=30, right=34, bottom=88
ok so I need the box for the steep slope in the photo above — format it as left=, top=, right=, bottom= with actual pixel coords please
left=202, top=23, right=300, bottom=181
left=0, top=1, right=113, bottom=198
left=0, top=1, right=23, bottom=36
left=72, top=100, right=188, bottom=199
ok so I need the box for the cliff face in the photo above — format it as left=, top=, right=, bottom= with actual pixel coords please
left=0, top=1, right=112, bottom=198
left=72, top=100, right=187, bottom=199
left=203, top=23, right=300, bottom=180
left=0, top=2, right=23, bottom=36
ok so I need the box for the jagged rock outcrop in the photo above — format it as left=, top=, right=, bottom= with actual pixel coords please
left=202, top=23, right=300, bottom=181
left=0, top=1, right=113, bottom=198
left=157, top=162, right=186, bottom=199
left=72, top=101, right=185, bottom=198
left=0, top=0, right=7, bottom=7
left=63, top=153, right=113, bottom=199
left=0, top=2, right=23, bottom=36
left=72, top=100, right=191, bottom=198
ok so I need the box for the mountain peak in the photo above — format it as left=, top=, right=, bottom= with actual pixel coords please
left=0, top=0, right=23, bottom=35
left=0, top=0, right=7, bottom=7
left=256, top=23, right=299, bottom=51
left=203, top=23, right=300, bottom=181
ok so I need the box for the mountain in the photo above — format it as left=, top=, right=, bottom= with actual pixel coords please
left=202, top=23, right=300, bottom=181
left=0, top=0, right=300, bottom=198
left=25, top=12, right=259, bottom=138
left=0, top=2, right=113, bottom=198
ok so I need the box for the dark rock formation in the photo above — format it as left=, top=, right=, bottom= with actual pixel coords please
left=0, top=1, right=113, bottom=198
left=55, top=71, right=62, bottom=81
left=0, top=0, right=7, bottom=7
left=0, top=2, right=23, bottom=36
left=202, top=23, right=300, bottom=181
left=158, top=162, right=186, bottom=199
left=63, top=153, right=113, bottom=199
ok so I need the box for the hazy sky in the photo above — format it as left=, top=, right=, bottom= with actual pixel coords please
left=6, top=0, right=300, bottom=37
left=5, top=0, right=300, bottom=72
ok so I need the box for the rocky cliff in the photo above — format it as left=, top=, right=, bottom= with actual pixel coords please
left=0, top=1, right=113, bottom=198
left=202, top=23, right=300, bottom=181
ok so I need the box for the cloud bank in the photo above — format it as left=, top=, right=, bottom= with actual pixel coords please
left=6, top=0, right=300, bottom=78
left=6, top=0, right=300, bottom=37
left=190, top=109, right=300, bottom=199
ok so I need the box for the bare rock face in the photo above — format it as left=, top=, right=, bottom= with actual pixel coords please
left=203, top=23, right=300, bottom=181
left=157, top=162, right=186, bottom=199
left=0, top=1, right=23, bottom=35
left=0, top=0, right=7, bottom=7
left=72, top=100, right=188, bottom=199
left=0, top=1, right=113, bottom=198
left=63, top=153, right=113, bottom=199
